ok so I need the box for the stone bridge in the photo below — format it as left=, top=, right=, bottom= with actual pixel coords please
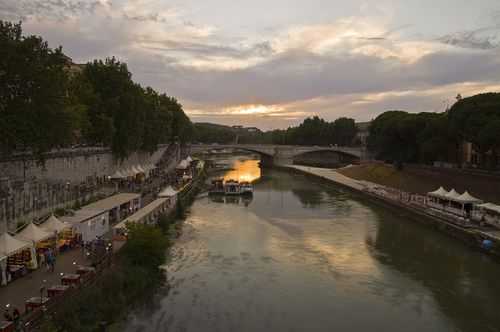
left=189, top=144, right=369, bottom=166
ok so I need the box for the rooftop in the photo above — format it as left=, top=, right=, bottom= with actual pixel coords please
left=82, top=193, right=140, bottom=211
left=114, top=198, right=168, bottom=229
left=60, top=208, right=108, bottom=225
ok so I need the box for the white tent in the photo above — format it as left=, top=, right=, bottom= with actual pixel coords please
left=0, top=232, right=38, bottom=273
left=445, top=189, right=461, bottom=201
left=186, top=156, right=193, bottom=163
left=41, top=215, right=71, bottom=233
left=131, top=166, right=141, bottom=175
left=456, top=191, right=482, bottom=204
left=136, top=165, right=145, bottom=173
left=176, top=159, right=189, bottom=170
left=428, top=187, right=449, bottom=198
left=110, top=170, right=126, bottom=179
left=158, top=186, right=178, bottom=198
left=123, top=167, right=135, bottom=177
left=0, top=233, right=31, bottom=257
left=15, top=223, right=53, bottom=243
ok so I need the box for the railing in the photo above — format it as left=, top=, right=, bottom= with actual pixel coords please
left=17, top=253, right=112, bottom=331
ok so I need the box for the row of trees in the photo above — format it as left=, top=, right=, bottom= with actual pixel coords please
left=368, top=93, right=500, bottom=169
left=193, top=116, right=359, bottom=146
left=0, top=21, right=193, bottom=161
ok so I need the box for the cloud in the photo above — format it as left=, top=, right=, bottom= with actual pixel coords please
left=2, top=0, right=500, bottom=129
left=0, top=0, right=105, bottom=21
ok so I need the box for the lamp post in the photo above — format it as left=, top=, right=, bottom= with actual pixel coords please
left=34, top=197, right=38, bottom=222
left=40, top=279, right=47, bottom=309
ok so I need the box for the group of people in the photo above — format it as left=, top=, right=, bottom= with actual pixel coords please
left=38, top=247, right=56, bottom=272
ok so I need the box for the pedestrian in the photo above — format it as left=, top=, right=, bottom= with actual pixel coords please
left=45, top=251, right=51, bottom=272
left=51, top=255, right=56, bottom=272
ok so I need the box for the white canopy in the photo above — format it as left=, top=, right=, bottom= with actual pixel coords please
left=0, top=233, right=31, bottom=257
left=15, top=223, right=53, bottom=243
left=456, top=191, right=482, bottom=204
left=158, top=186, right=178, bottom=198
left=136, top=165, right=145, bottom=173
left=110, top=170, right=126, bottom=179
left=124, top=167, right=136, bottom=177
left=41, top=215, right=71, bottom=233
left=478, top=203, right=500, bottom=214
left=131, top=166, right=141, bottom=175
left=186, top=156, right=193, bottom=163
left=428, top=187, right=449, bottom=198
left=445, top=189, right=461, bottom=201
left=176, top=159, right=189, bottom=170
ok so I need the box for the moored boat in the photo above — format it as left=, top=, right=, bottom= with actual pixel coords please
left=209, top=178, right=225, bottom=194
left=224, top=179, right=241, bottom=195
left=240, top=181, right=254, bottom=195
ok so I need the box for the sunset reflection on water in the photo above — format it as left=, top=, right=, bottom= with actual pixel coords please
left=223, top=159, right=261, bottom=183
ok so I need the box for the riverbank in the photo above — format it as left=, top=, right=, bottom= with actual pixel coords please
left=284, top=165, right=500, bottom=259
left=337, top=163, right=500, bottom=204
left=30, top=168, right=207, bottom=332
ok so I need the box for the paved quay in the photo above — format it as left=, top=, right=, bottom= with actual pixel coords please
left=286, top=165, right=369, bottom=191
left=0, top=249, right=89, bottom=313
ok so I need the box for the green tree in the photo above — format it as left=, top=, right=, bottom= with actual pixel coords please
left=0, top=21, right=76, bottom=161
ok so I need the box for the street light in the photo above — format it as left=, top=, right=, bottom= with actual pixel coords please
left=40, top=279, right=47, bottom=306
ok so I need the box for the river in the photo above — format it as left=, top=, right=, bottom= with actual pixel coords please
left=125, top=156, right=500, bottom=332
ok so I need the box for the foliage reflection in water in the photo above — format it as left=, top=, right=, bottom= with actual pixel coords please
left=125, top=157, right=500, bottom=332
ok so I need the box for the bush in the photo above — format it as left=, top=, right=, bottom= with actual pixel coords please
left=46, top=224, right=169, bottom=331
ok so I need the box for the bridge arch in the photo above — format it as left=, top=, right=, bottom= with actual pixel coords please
left=291, top=149, right=360, bottom=167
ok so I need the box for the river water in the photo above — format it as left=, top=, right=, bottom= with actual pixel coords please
left=125, top=156, right=500, bottom=332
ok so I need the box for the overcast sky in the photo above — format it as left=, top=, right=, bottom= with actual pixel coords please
left=2, top=0, right=500, bottom=129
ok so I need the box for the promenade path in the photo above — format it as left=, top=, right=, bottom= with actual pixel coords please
left=0, top=249, right=89, bottom=313
left=286, top=165, right=370, bottom=191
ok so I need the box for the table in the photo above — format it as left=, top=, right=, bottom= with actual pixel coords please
left=76, top=266, right=96, bottom=276
left=61, top=273, right=81, bottom=287
left=8, top=265, right=26, bottom=280
left=25, top=297, right=49, bottom=312
left=0, top=321, right=14, bottom=332
left=47, top=285, right=70, bottom=298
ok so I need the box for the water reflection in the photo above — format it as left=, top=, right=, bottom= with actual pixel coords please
left=222, top=159, right=261, bottom=183
left=367, top=208, right=500, bottom=332
left=125, top=157, right=500, bottom=332
left=208, top=194, right=254, bottom=206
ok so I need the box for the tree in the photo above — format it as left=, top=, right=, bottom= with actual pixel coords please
left=0, top=21, right=76, bottom=161
left=332, top=117, right=357, bottom=146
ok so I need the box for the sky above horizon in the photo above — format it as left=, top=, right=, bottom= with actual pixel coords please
left=2, top=0, right=500, bottom=129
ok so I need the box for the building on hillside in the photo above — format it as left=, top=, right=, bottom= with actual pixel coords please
left=246, top=127, right=261, bottom=133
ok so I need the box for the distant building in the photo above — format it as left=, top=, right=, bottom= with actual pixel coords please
left=246, top=127, right=261, bottom=133
left=231, top=125, right=262, bottom=133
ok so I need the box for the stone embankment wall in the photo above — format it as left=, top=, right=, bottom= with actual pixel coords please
left=0, top=144, right=181, bottom=232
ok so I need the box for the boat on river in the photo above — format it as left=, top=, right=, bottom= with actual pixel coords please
left=209, top=179, right=225, bottom=194
left=224, top=179, right=241, bottom=195
left=240, top=181, right=254, bottom=195
left=209, top=179, right=254, bottom=196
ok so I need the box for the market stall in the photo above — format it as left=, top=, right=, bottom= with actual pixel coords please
left=0, top=233, right=34, bottom=285
left=40, top=215, right=74, bottom=251
left=15, top=223, right=54, bottom=268
left=427, top=187, right=450, bottom=209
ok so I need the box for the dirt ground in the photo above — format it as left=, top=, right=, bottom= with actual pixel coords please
left=337, top=163, right=500, bottom=204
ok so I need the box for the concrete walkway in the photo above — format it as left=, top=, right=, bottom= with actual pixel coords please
left=286, top=165, right=369, bottom=191
left=0, top=248, right=89, bottom=313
